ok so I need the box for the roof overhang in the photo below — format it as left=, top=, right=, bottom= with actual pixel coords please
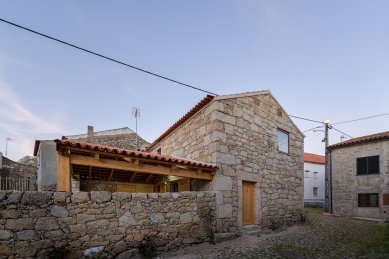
left=55, top=140, right=216, bottom=191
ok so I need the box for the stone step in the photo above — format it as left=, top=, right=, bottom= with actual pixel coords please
left=243, top=230, right=262, bottom=237
left=241, top=224, right=261, bottom=232
left=241, top=225, right=262, bottom=237
left=213, top=232, right=236, bottom=243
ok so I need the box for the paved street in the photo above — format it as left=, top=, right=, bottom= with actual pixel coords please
left=161, top=208, right=389, bottom=259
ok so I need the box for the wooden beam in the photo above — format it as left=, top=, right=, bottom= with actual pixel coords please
left=94, top=154, right=100, bottom=160
left=57, top=153, right=71, bottom=192
left=130, top=173, right=137, bottom=181
left=70, top=154, right=214, bottom=180
left=109, top=169, right=115, bottom=180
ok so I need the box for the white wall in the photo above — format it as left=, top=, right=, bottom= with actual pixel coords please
left=304, top=162, right=325, bottom=206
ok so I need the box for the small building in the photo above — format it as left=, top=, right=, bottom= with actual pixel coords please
left=34, top=126, right=149, bottom=191
left=147, top=90, right=304, bottom=232
left=303, top=153, right=325, bottom=207
left=328, top=131, right=389, bottom=221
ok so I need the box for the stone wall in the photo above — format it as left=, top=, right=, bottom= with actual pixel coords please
left=149, top=93, right=304, bottom=232
left=76, top=133, right=150, bottom=151
left=331, top=140, right=389, bottom=220
left=0, top=191, right=216, bottom=258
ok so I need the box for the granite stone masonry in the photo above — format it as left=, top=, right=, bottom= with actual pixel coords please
left=330, top=138, right=389, bottom=221
left=149, top=92, right=305, bottom=233
left=0, top=191, right=216, bottom=258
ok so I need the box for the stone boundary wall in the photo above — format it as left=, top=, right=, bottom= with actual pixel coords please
left=0, top=191, right=216, bottom=258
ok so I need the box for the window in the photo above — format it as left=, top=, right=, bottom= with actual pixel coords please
left=358, top=193, right=379, bottom=207
left=313, top=172, right=318, bottom=179
left=357, top=156, right=379, bottom=175
left=277, top=128, right=289, bottom=153
left=313, top=187, right=318, bottom=197
left=156, top=148, right=162, bottom=155
left=304, top=170, right=310, bottom=178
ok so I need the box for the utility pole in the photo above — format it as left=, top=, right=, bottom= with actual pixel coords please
left=324, top=120, right=331, bottom=213
left=132, top=107, right=140, bottom=150
left=5, top=137, right=14, bottom=158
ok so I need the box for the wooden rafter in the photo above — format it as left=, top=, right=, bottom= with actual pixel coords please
left=109, top=169, right=115, bottom=180
left=130, top=172, right=137, bottom=181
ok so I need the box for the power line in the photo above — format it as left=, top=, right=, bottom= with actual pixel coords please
left=289, top=115, right=324, bottom=124
left=332, top=112, right=389, bottom=125
left=331, top=127, right=353, bottom=139
left=304, top=132, right=323, bottom=143
left=303, top=125, right=324, bottom=133
left=0, top=17, right=218, bottom=96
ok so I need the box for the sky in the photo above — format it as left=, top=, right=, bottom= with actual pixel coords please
left=0, top=1, right=388, bottom=161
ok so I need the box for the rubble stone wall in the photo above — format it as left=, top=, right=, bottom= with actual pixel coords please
left=0, top=191, right=216, bottom=258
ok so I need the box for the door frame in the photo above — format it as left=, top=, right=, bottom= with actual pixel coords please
left=237, top=175, right=261, bottom=227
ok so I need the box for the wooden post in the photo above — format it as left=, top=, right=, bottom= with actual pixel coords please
left=57, top=153, right=71, bottom=192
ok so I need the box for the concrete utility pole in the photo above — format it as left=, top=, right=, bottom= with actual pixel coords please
left=324, top=120, right=331, bottom=213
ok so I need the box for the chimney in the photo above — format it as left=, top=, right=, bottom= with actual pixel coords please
left=87, top=126, right=94, bottom=138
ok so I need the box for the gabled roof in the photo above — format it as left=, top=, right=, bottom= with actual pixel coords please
left=328, top=130, right=389, bottom=150
left=147, top=90, right=303, bottom=150
left=55, top=139, right=218, bottom=169
left=304, top=153, right=325, bottom=164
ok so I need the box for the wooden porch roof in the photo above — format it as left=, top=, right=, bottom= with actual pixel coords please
left=55, top=139, right=216, bottom=191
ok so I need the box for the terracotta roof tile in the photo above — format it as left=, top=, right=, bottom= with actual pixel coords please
left=304, top=153, right=325, bottom=164
left=147, top=95, right=215, bottom=150
left=328, top=130, right=389, bottom=150
left=55, top=139, right=218, bottom=169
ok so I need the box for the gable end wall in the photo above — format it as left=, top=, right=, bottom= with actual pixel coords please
left=150, top=93, right=304, bottom=232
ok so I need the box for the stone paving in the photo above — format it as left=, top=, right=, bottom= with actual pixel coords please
left=160, top=208, right=389, bottom=259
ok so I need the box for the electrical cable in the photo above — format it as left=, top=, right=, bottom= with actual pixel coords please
left=332, top=112, right=389, bottom=125
left=0, top=17, right=218, bottom=96
left=303, top=125, right=324, bottom=133
left=331, top=127, right=353, bottom=139
left=288, top=115, right=324, bottom=124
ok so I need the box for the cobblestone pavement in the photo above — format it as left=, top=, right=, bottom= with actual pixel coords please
left=160, top=208, right=389, bottom=259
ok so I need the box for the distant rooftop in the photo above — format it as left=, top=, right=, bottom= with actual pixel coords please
left=304, top=153, right=325, bottom=164
left=65, top=126, right=135, bottom=139
left=328, top=130, right=389, bottom=150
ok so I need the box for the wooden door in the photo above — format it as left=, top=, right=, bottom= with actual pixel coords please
left=242, top=181, right=255, bottom=225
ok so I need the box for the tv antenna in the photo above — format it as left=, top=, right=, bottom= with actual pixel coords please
left=132, top=107, right=140, bottom=150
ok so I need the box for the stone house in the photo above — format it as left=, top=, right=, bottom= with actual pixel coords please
left=328, top=130, right=389, bottom=221
left=303, top=153, right=325, bottom=207
left=147, top=90, right=304, bottom=232
left=34, top=126, right=149, bottom=191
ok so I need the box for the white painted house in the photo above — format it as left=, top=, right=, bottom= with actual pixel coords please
left=304, top=153, right=325, bottom=207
